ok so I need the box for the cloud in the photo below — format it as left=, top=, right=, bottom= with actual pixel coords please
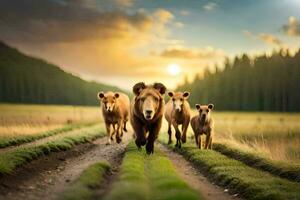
left=115, top=0, right=135, bottom=7
left=153, top=9, right=174, bottom=24
left=0, top=0, right=186, bottom=89
left=0, top=0, right=228, bottom=90
left=0, top=0, right=153, bottom=43
left=243, top=30, right=283, bottom=46
left=259, top=33, right=283, bottom=46
left=174, top=22, right=184, bottom=28
left=242, top=30, right=255, bottom=39
left=159, top=46, right=225, bottom=59
left=180, top=10, right=190, bottom=16
left=282, top=16, right=300, bottom=37
left=203, top=2, right=218, bottom=11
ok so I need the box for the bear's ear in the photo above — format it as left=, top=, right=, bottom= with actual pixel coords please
left=133, top=82, right=146, bottom=96
left=98, top=92, right=105, bottom=99
left=114, top=93, right=120, bottom=98
left=183, top=91, right=190, bottom=98
left=208, top=104, right=214, bottom=110
left=195, top=104, right=201, bottom=110
left=153, top=82, right=166, bottom=95
left=168, top=91, right=174, bottom=97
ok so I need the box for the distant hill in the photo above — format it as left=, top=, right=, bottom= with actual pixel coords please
left=0, top=42, right=128, bottom=106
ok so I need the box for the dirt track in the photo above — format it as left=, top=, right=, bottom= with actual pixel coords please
left=0, top=135, right=129, bottom=200
left=0, top=129, right=245, bottom=200
left=158, top=143, right=240, bottom=200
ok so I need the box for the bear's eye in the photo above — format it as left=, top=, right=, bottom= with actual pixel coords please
left=200, top=109, right=202, bottom=112
left=207, top=109, right=209, bottom=112
left=180, top=98, right=183, bottom=101
left=140, top=97, right=146, bottom=102
left=154, top=97, right=159, bottom=102
left=172, top=98, right=175, bottom=101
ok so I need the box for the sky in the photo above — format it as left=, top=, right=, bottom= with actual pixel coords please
left=0, top=0, right=300, bottom=90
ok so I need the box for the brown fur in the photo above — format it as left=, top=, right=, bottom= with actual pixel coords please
left=165, top=91, right=191, bottom=148
left=97, top=91, right=130, bottom=144
left=130, top=82, right=166, bottom=154
left=190, top=104, right=214, bottom=149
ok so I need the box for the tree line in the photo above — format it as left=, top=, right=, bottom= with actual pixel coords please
left=177, top=50, right=300, bottom=112
left=0, top=42, right=127, bottom=106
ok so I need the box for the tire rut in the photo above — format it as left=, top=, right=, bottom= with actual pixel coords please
left=0, top=133, right=130, bottom=200
left=158, top=143, right=241, bottom=200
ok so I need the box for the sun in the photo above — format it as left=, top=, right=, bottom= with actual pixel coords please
left=167, top=64, right=181, bottom=76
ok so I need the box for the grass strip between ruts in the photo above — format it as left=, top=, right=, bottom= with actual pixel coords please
left=104, top=141, right=202, bottom=200
left=59, top=161, right=111, bottom=200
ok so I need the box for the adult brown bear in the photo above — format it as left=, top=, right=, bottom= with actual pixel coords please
left=130, top=82, right=166, bottom=154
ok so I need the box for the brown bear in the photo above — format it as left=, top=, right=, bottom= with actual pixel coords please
left=190, top=104, right=214, bottom=149
left=130, top=82, right=166, bottom=154
left=97, top=91, right=130, bottom=144
left=164, top=91, right=191, bottom=148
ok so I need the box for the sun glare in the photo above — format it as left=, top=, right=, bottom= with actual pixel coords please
left=167, top=64, right=181, bottom=76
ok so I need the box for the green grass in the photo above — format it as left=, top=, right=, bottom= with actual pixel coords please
left=214, top=143, right=300, bottom=182
left=0, top=124, right=105, bottom=175
left=59, top=161, right=111, bottom=200
left=0, top=122, right=96, bottom=148
left=160, top=137, right=300, bottom=200
left=104, top=141, right=201, bottom=200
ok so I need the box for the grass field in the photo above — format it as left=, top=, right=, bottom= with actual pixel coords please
left=212, top=112, right=300, bottom=162
left=1, top=104, right=299, bottom=162
left=0, top=103, right=102, bottom=140
left=0, top=104, right=300, bottom=200
left=169, top=111, right=300, bottom=163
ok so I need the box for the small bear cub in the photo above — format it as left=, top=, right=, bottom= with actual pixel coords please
left=190, top=104, right=214, bottom=149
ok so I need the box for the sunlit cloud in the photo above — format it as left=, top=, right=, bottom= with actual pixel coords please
left=203, top=2, right=218, bottom=11
left=153, top=9, right=174, bottom=24
left=1, top=0, right=297, bottom=90
left=282, top=16, right=300, bottom=37
left=174, top=22, right=184, bottom=28
left=179, top=10, right=190, bottom=16
left=243, top=30, right=284, bottom=47
left=115, top=0, right=135, bottom=7
left=158, top=46, right=225, bottom=60
left=259, top=34, right=283, bottom=46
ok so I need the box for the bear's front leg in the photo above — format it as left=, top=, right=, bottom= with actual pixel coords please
left=146, top=118, right=162, bottom=154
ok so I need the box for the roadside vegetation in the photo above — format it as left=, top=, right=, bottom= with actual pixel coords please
left=183, top=111, right=300, bottom=162
left=104, top=142, right=201, bottom=200
left=160, top=136, right=300, bottom=200
left=214, top=142, right=300, bottom=182
left=0, top=123, right=96, bottom=148
left=59, top=161, right=111, bottom=200
left=0, top=124, right=105, bottom=175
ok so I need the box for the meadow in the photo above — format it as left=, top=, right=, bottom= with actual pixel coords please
left=212, top=112, right=300, bottom=162
left=0, top=103, right=102, bottom=138
left=0, top=104, right=299, bottom=200
left=1, top=104, right=299, bottom=162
